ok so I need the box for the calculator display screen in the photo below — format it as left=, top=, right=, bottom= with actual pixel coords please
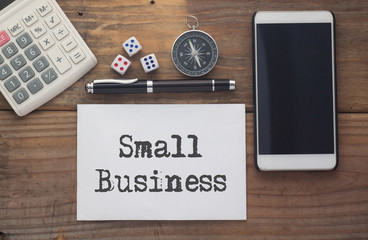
left=0, top=0, right=15, bottom=11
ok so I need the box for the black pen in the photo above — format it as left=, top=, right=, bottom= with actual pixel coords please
left=85, top=79, right=236, bottom=94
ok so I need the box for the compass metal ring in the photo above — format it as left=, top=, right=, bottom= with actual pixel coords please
left=186, top=15, right=199, bottom=30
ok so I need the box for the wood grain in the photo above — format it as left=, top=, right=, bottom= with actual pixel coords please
left=0, top=112, right=367, bottom=239
left=0, top=0, right=368, bottom=239
left=0, top=0, right=367, bottom=112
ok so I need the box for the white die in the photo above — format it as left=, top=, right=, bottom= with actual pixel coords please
left=111, top=54, right=131, bottom=75
left=123, top=36, right=142, bottom=57
left=140, top=54, right=159, bottom=73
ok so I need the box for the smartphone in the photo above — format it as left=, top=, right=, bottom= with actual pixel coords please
left=253, top=11, right=337, bottom=171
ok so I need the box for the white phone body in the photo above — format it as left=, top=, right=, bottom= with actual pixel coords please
left=253, top=11, right=337, bottom=171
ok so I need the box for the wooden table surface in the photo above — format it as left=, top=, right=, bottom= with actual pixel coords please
left=1, top=0, right=368, bottom=239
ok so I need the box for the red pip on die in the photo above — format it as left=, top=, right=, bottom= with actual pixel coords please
left=111, top=55, right=131, bottom=75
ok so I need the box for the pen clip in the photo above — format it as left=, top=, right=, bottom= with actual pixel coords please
left=93, top=79, right=139, bottom=85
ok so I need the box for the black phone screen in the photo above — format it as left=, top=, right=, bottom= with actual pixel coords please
left=0, top=0, right=15, bottom=11
left=256, top=23, right=335, bottom=155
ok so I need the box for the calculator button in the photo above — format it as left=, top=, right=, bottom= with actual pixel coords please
left=10, top=54, right=27, bottom=70
left=2, top=42, right=18, bottom=59
left=27, top=78, right=43, bottom=94
left=70, top=48, right=86, bottom=64
left=62, top=37, right=77, bottom=52
left=19, top=66, right=35, bottom=82
left=16, top=32, right=33, bottom=49
left=0, top=54, right=3, bottom=64
left=25, top=44, right=41, bottom=60
left=13, top=88, right=29, bottom=104
left=37, top=2, right=53, bottom=17
left=0, top=64, right=12, bottom=80
left=42, top=68, right=58, bottom=84
left=31, top=22, right=46, bottom=39
left=5, top=76, right=21, bottom=92
left=48, top=47, right=71, bottom=74
left=0, top=30, right=10, bottom=47
left=53, top=25, right=69, bottom=41
left=23, top=11, right=39, bottom=27
left=33, top=56, right=49, bottom=72
left=44, top=12, right=61, bottom=29
left=8, top=21, right=24, bottom=37
left=39, top=35, right=55, bottom=50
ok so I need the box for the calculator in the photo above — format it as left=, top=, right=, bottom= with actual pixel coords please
left=0, top=0, right=97, bottom=116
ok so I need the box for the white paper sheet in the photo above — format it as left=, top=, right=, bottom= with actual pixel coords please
left=77, top=104, right=246, bottom=220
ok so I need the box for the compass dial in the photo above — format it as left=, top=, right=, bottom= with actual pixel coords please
left=172, top=30, right=218, bottom=77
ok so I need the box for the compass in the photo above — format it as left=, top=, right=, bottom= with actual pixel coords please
left=171, top=16, right=218, bottom=77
